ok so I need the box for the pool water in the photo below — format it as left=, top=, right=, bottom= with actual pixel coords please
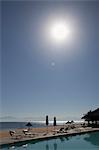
left=2, top=132, right=99, bottom=150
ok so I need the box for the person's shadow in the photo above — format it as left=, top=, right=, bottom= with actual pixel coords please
left=84, top=132, right=99, bottom=147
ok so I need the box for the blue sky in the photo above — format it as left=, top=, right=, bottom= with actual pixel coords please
left=1, top=1, right=99, bottom=121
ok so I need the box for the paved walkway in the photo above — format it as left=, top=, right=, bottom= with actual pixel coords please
left=0, top=127, right=99, bottom=148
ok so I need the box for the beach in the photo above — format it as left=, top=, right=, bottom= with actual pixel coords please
left=0, top=123, right=99, bottom=148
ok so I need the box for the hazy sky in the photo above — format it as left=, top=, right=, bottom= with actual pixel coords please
left=1, top=1, right=99, bottom=121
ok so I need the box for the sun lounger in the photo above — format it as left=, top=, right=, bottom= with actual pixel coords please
left=23, top=129, right=34, bottom=137
left=53, top=128, right=67, bottom=134
left=9, top=130, right=22, bottom=139
left=56, top=128, right=67, bottom=133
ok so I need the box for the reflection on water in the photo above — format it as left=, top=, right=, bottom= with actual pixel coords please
left=46, top=143, right=57, bottom=150
left=64, top=136, right=69, bottom=140
left=46, top=144, right=49, bottom=150
left=59, top=135, right=72, bottom=142
left=59, top=136, right=65, bottom=142
left=84, top=132, right=99, bottom=146
left=54, top=143, right=57, bottom=150
left=45, top=135, right=73, bottom=150
left=64, top=135, right=72, bottom=141
left=45, top=132, right=99, bottom=150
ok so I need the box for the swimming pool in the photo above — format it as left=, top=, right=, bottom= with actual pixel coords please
left=2, top=132, right=99, bottom=150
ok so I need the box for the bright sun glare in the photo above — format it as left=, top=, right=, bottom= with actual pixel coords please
left=50, top=22, right=71, bottom=43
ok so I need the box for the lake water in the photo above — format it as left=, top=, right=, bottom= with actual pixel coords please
left=0, top=122, right=45, bottom=131
left=0, top=121, right=83, bottom=131
left=2, top=132, right=99, bottom=150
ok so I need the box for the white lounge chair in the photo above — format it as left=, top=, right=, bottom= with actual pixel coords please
left=23, top=129, right=34, bottom=137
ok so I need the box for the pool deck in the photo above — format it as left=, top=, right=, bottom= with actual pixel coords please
left=0, top=127, right=99, bottom=148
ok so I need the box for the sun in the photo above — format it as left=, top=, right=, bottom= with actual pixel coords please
left=50, top=21, right=71, bottom=43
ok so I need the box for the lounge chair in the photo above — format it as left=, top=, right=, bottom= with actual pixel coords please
left=9, top=130, right=22, bottom=139
left=55, top=128, right=67, bottom=134
left=23, top=129, right=34, bottom=137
